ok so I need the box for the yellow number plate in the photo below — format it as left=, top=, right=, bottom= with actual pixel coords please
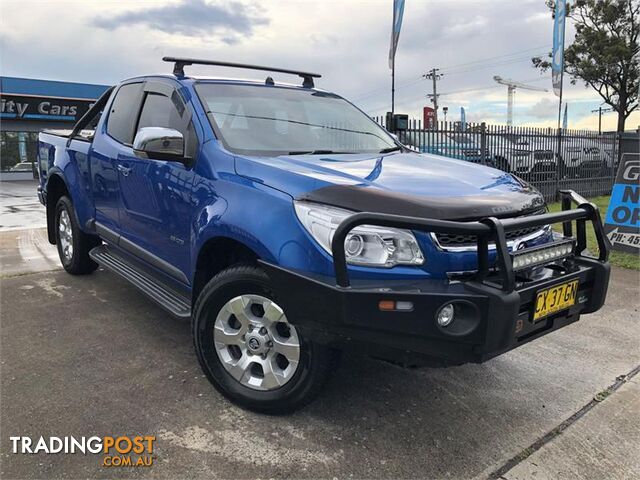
left=533, top=280, right=579, bottom=322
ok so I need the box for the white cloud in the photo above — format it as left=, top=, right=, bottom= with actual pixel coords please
left=93, top=0, right=268, bottom=43
left=0, top=0, right=637, bottom=130
left=527, top=98, right=557, bottom=118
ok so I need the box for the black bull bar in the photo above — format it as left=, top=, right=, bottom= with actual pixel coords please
left=330, top=189, right=610, bottom=291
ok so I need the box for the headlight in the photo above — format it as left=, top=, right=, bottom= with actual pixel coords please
left=294, top=201, right=425, bottom=267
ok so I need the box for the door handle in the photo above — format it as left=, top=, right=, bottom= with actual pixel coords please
left=117, top=164, right=132, bottom=176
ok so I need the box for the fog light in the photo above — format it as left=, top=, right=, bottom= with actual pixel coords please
left=437, top=303, right=455, bottom=327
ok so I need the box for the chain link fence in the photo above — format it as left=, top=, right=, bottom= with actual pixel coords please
left=373, top=117, right=619, bottom=202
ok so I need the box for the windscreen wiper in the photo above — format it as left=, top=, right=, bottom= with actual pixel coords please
left=287, top=150, right=355, bottom=155
left=379, top=146, right=402, bottom=153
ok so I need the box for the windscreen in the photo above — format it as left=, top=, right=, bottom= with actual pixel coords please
left=195, top=83, right=396, bottom=156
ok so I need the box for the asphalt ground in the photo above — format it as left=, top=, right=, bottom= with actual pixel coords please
left=0, top=180, right=639, bottom=479
left=0, top=181, right=46, bottom=232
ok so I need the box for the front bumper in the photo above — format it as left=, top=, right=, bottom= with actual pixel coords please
left=262, top=257, right=609, bottom=365
left=261, top=190, right=611, bottom=366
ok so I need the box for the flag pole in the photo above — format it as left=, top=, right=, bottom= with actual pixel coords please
left=391, top=57, right=395, bottom=116
left=556, top=53, right=565, bottom=131
left=391, top=0, right=396, bottom=117
left=389, top=0, right=404, bottom=119
left=556, top=0, right=566, bottom=131
left=554, top=0, right=567, bottom=198
left=555, top=50, right=565, bottom=198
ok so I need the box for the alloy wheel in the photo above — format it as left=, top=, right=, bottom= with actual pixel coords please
left=58, top=210, right=74, bottom=262
left=213, top=294, right=301, bottom=391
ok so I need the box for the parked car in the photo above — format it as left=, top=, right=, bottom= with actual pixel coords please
left=402, top=131, right=495, bottom=167
left=487, top=134, right=558, bottom=178
left=560, top=140, right=613, bottom=177
left=37, top=58, right=611, bottom=413
left=9, top=161, right=34, bottom=172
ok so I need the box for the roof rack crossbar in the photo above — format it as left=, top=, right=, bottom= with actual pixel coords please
left=162, top=57, right=321, bottom=88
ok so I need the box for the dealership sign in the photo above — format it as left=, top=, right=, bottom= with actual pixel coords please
left=604, top=154, right=640, bottom=253
left=423, top=106, right=435, bottom=129
left=0, top=94, right=95, bottom=122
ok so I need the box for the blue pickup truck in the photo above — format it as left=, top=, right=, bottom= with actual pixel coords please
left=37, top=58, right=611, bottom=413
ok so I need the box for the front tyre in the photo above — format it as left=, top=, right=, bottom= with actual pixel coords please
left=192, top=265, right=337, bottom=414
left=54, top=196, right=100, bottom=275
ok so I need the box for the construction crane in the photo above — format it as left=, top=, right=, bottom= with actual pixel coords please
left=493, top=75, right=548, bottom=126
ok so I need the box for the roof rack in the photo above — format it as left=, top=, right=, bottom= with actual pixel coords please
left=162, top=57, right=321, bottom=88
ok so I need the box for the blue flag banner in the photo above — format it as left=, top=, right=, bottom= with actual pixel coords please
left=460, top=107, right=466, bottom=131
left=389, top=0, right=405, bottom=69
left=552, top=0, right=567, bottom=97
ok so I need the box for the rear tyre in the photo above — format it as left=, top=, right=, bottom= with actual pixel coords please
left=54, top=196, right=100, bottom=275
left=192, top=265, right=337, bottom=414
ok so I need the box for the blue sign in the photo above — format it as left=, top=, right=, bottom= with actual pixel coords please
left=604, top=154, right=640, bottom=253
left=0, top=94, right=93, bottom=122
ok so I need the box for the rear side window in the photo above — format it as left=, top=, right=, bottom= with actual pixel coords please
left=106, top=83, right=143, bottom=145
left=137, top=91, right=197, bottom=158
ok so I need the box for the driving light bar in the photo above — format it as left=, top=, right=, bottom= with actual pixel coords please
left=510, top=240, right=575, bottom=271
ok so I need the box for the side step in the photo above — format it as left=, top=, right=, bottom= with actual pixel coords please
left=90, top=245, right=191, bottom=319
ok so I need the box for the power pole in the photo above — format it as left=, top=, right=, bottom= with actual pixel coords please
left=424, top=68, right=442, bottom=124
left=590, top=106, right=613, bottom=134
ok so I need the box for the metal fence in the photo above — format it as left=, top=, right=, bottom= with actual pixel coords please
left=373, top=117, right=619, bottom=202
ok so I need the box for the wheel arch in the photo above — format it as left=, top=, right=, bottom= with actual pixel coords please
left=193, top=236, right=262, bottom=302
left=46, top=172, right=71, bottom=244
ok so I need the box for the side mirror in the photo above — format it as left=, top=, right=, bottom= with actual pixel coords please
left=133, top=127, right=185, bottom=161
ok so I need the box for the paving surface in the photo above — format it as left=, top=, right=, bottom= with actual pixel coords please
left=0, top=181, right=44, bottom=231
left=0, top=184, right=639, bottom=479
left=504, top=378, right=640, bottom=480
left=0, top=228, right=59, bottom=277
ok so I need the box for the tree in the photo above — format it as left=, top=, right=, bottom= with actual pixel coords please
left=532, top=0, right=639, bottom=132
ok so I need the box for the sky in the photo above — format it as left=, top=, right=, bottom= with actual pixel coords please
left=1, top=0, right=637, bottom=132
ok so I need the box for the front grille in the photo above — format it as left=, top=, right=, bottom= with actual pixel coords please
left=434, top=208, right=547, bottom=249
